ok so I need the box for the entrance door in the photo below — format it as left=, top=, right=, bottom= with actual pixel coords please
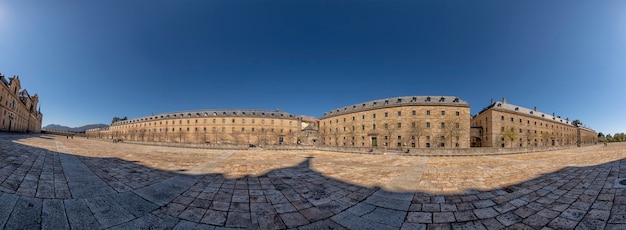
left=371, top=137, right=378, bottom=147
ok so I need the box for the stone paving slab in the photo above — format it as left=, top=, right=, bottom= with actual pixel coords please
left=2, top=134, right=626, bottom=229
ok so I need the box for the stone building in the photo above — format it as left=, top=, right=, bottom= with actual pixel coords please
left=319, top=96, right=471, bottom=149
left=87, top=110, right=305, bottom=145
left=577, top=125, right=597, bottom=146
left=0, top=74, right=42, bottom=133
left=471, top=98, right=596, bottom=148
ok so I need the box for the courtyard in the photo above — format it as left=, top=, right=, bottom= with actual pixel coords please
left=0, top=133, right=625, bottom=229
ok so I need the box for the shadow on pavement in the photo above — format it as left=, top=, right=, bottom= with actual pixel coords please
left=0, top=133, right=625, bottom=229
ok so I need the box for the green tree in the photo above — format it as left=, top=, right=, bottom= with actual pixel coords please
left=606, top=134, right=613, bottom=142
left=572, top=119, right=582, bottom=126
left=111, top=116, right=128, bottom=124
left=501, top=127, right=518, bottom=147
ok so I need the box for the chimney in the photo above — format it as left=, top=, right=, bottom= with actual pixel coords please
left=552, top=112, right=555, bottom=117
left=502, top=97, right=507, bottom=104
left=534, top=106, right=537, bottom=112
left=490, top=99, right=494, bottom=105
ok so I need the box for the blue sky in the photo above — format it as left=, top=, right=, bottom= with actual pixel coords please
left=1, top=0, right=625, bottom=135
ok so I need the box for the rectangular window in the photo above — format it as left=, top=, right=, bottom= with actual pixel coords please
left=426, top=110, right=431, bottom=116
left=373, top=114, right=377, bottom=119
left=426, top=122, right=431, bottom=128
left=441, top=122, right=445, bottom=128
left=362, top=125, right=365, bottom=130
left=384, top=112, right=388, bottom=117
left=412, top=122, right=416, bottom=128
left=441, top=111, right=445, bottom=116
left=372, top=124, right=376, bottom=129
left=242, top=119, right=245, bottom=123
left=397, top=111, right=401, bottom=116
left=501, top=116, right=504, bottom=120
left=456, top=111, right=460, bottom=116
left=412, top=110, right=416, bottom=116
left=398, top=136, right=401, bottom=140
left=397, top=123, right=401, bottom=128
left=455, top=123, right=459, bottom=128
left=362, top=115, right=365, bottom=120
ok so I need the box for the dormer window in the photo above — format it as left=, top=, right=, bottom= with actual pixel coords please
left=530, top=111, right=534, bottom=115
left=204, top=112, right=208, bottom=116
left=397, top=98, right=402, bottom=103
left=541, top=114, right=545, bottom=117
left=222, top=112, right=226, bottom=115
left=362, top=103, right=366, bottom=107
left=426, top=97, right=431, bottom=102
left=453, top=98, right=459, bottom=103
left=233, top=112, right=237, bottom=115
left=373, top=102, right=377, bottom=106
left=439, top=97, right=445, bottom=102
left=497, top=103, right=502, bottom=107
left=515, top=107, right=519, bottom=112
left=353, top=106, right=356, bottom=109
left=213, top=112, right=217, bottom=116
left=411, top=97, right=417, bottom=102
left=384, top=100, right=389, bottom=105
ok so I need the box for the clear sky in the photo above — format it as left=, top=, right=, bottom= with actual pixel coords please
left=1, top=0, right=625, bottom=135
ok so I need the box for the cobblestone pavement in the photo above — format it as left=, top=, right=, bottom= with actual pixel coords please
left=1, top=133, right=626, bottom=229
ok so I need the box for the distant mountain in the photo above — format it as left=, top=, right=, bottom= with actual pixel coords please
left=43, top=124, right=109, bottom=133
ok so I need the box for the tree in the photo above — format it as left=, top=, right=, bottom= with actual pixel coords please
left=442, top=117, right=464, bottom=148
left=572, top=119, right=582, bottom=127
left=501, top=127, right=518, bottom=148
left=111, top=116, right=128, bottom=124
left=409, top=121, right=426, bottom=147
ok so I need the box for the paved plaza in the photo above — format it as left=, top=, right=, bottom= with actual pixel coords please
left=0, top=134, right=625, bottom=229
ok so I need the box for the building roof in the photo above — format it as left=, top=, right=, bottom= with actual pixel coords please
left=476, top=100, right=580, bottom=127
left=321, top=95, right=469, bottom=119
left=112, top=109, right=297, bottom=126
left=0, top=74, right=8, bottom=87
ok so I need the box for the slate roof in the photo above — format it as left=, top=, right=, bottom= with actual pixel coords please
left=478, top=100, right=576, bottom=127
left=321, top=96, right=469, bottom=119
left=113, top=109, right=297, bottom=126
